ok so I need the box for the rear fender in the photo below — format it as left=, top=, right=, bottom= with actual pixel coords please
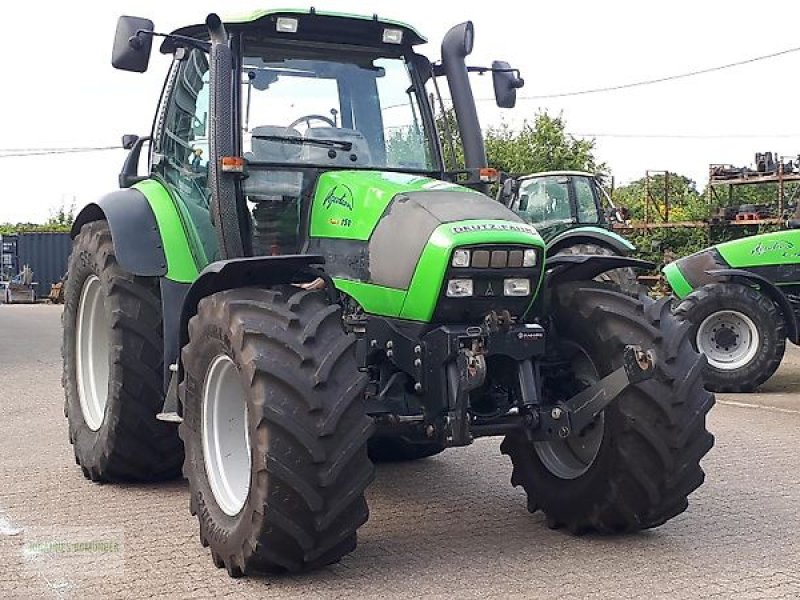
left=546, top=227, right=635, bottom=255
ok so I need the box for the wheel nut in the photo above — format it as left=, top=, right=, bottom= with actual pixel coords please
left=551, top=407, right=563, bottom=420
left=386, top=349, right=394, bottom=358
left=558, top=426, right=570, bottom=438
left=414, top=382, right=423, bottom=393
left=414, top=358, right=422, bottom=367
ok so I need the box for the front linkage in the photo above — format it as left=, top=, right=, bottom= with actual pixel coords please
left=357, top=309, right=655, bottom=449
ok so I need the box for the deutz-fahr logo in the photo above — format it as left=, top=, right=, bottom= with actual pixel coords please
left=451, top=223, right=535, bottom=235
left=323, top=184, right=354, bottom=211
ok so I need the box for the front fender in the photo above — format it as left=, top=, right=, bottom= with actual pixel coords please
left=544, top=254, right=654, bottom=286
left=547, top=226, right=635, bottom=255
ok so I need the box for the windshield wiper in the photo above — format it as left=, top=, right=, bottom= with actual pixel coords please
left=252, top=134, right=353, bottom=152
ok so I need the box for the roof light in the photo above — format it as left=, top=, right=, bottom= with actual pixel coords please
left=382, top=28, right=403, bottom=44
left=276, top=17, right=299, bottom=33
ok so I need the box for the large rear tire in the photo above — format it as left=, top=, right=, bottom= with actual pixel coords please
left=501, top=282, right=714, bottom=533
left=62, top=221, right=183, bottom=482
left=180, top=287, right=375, bottom=576
left=674, top=283, right=785, bottom=392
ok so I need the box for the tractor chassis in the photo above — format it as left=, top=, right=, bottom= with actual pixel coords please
left=358, top=315, right=655, bottom=448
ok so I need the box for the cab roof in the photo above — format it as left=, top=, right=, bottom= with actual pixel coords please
left=161, top=8, right=427, bottom=52
left=518, top=170, right=596, bottom=181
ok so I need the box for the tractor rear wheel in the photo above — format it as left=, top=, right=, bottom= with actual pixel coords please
left=180, top=286, right=375, bottom=575
left=62, top=221, right=183, bottom=482
left=674, top=282, right=785, bottom=392
left=501, top=282, right=714, bottom=533
left=554, top=242, right=639, bottom=294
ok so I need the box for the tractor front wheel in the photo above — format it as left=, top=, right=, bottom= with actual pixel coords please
left=674, top=282, right=786, bottom=392
left=501, top=282, right=714, bottom=533
left=180, top=287, right=375, bottom=576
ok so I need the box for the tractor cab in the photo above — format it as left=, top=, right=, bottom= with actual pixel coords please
left=502, top=171, right=622, bottom=243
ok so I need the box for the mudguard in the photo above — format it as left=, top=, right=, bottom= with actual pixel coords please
left=175, top=255, right=325, bottom=383
left=546, top=226, right=635, bottom=255
left=71, top=189, right=167, bottom=277
left=544, top=254, right=654, bottom=285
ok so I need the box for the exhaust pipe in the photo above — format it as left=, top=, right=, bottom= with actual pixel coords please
left=441, top=22, right=487, bottom=176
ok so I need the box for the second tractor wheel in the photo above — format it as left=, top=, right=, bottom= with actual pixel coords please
left=674, top=282, right=786, bottom=392
left=501, top=282, right=714, bottom=534
left=554, top=243, right=639, bottom=294
left=179, top=286, right=375, bottom=576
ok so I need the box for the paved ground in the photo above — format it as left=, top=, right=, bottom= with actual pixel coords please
left=1, top=304, right=799, bottom=599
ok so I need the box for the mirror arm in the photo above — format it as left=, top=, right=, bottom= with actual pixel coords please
left=130, top=29, right=210, bottom=53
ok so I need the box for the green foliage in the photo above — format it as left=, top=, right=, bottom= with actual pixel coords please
left=485, top=113, right=605, bottom=175
left=0, top=200, right=75, bottom=234
left=614, top=173, right=706, bottom=222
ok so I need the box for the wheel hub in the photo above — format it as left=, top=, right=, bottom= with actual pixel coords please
left=202, top=354, right=251, bottom=517
left=696, top=310, right=759, bottom=370
left=75, top=275, right=111, bottom=431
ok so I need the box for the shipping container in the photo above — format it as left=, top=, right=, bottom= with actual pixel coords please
left=16, top=232, right=71, bottom=298
left=0, top=234, right=19, bottom=280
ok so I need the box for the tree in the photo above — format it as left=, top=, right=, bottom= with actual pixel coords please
left=485, top=112, right=604, bottom=175
left=46, top=199, right=76, bottom=229
left=614, top=173, right=706, bottom=222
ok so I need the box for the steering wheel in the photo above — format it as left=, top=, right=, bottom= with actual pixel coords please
left=288, top=114, right=336, bottom=131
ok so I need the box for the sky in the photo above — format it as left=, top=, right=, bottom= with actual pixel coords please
left=1, top=0, right=799, bottom=223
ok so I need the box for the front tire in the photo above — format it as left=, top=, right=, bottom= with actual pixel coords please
left=674, top=283, right=785, bottom=392
left=501, top=282, right=714, bottom=533
left=62, top=221, right=183, bottom=482
left=180, top=287, right=375, bottom=576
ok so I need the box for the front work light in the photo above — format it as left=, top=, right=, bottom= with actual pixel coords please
left=446, top=279, right=473, bottom=298
left=522, top=249, right=537, bottom=267
left=276, top=17, right=299, bottom=33
left=504, top=279, right=530, bottom=296
left=452, top=249, right=471, bottom=267
left=382, top=28, right=403, bottom=44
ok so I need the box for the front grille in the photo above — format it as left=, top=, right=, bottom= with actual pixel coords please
left=431, top=245, right=543, bottom=324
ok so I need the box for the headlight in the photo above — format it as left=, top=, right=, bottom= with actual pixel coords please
left=504, top=278, right=530, bottom=296
left=452, top=249, right=471, bottom=267
left=523, top=249, right=537, bottom=267
left=446, top=279, right=473, bottom=297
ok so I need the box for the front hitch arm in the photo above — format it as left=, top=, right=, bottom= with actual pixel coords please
left=543, top=345, right=655, bottom=438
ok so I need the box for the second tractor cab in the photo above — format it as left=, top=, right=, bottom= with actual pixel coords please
left=500, top=171, right=638, bottom=290
left=61, top=9, right=713, bottom=577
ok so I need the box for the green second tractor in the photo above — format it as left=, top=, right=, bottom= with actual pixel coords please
left=62, top=9, right=713, bottom=576
left=499, top=171, right=638, bottom=290
left=664, top=226, right=800, bottom=392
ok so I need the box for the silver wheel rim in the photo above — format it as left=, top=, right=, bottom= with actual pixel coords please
left=534, top=347, right=605, bottom=480
left=202, top=354, right=251, bottom=517
left=75, top=275, right=110, bottom=431
left=696, top=310, right=760, bottom=370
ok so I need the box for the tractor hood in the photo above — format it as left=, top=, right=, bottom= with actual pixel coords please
left=307, top=170, right=545, bottom=321
left=662, top=229, right=800, bottom=299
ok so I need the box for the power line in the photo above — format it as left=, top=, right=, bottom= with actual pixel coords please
left=569, top=132, right=800, bottom=139
left=0, top=146, right=121, bottom=158
left=477, top=45, right=800, bottom=102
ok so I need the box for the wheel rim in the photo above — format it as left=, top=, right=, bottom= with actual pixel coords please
left=202, top=354, right=251, bottom=517
left=534, top=346, right=605, bottom=480
left=696, top=310, right=760, bottom=370
left=75, top=275, right=111, bottom=431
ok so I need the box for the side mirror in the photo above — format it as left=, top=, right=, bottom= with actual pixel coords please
left=121, top=134, right=139, bottom=150
left=492, top=61, right=524, bottom=109
left=497, top=177, right=518, bottom=206
left=112, top=16, right=154, bottom=73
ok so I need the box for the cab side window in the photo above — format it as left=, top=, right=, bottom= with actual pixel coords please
left=574, top=178, right=600, bottom=224
left=154, top=49, right=218, bottom=266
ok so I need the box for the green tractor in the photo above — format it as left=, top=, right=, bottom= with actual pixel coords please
left=63, top=9, right=713, bottom=576
left=499, top=171, right=637, bottom=289
left=664, top=225, right=800, bottom=392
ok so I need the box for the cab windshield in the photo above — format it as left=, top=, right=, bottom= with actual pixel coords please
left=240, top=40, right=437, bottom=172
